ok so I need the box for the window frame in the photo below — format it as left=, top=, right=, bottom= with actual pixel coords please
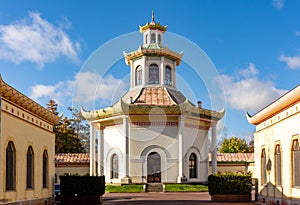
left=111, top=154, right=119, bottom=179
left=274, top=144, right=282, bottom=186
left=148, top=64, right=159, bottom=85
left=26, top=146, right=34, bottom=189
left=165, top=66, right=172, bottom=85
left=135, top=65, right=142, bottom=86
left=6, top=141, right=16, bottom=191
left=292, top=139, right=300, bottom=187
left=151, top=34, right=156, bottom=43
left=189, top=153, right=197, bottom=179
left=42, top=150, right=48, bottom=188
left=261, top=148, right=267, bottom=185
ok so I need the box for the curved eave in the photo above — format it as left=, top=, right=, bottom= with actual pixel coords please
left=139, top=23, right=167, bottom=33
left=180, top=99, right=225, bottom=121
left=81, top=99, right=127, bottom=121
left=247, top=84, right=300, bottom=125
left=0, top=75, right=60, bottom=124
left=124, top=47, right=183, bottom=66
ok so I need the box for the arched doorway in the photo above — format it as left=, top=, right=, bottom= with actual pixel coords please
left=147, top=152, right=161, bottom=183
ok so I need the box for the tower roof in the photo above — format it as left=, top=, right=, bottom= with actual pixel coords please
left=139, top=11, right=167, bottom=33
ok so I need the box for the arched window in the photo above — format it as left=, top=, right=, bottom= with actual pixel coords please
left=261, top=149, right=267, bottom=185
left=6, top=141, right=16, bottom=191
left=135, top=66, right=142, bottom=86
left=158, top=34, right=161, bottom=44
left=111, top=154, right=119, bottom=179
left=149, top=64, right=159, bottom=84
left=43, top=150, right=48, bottom=188
left=189, top=153, right=197, bottom=178
left=275, top=144, right=282, bottom=186
left=165, top=66, right=172, bottom=85
left=27, top=146, right=34, bottom=189
left=292, top=139, right=300, bottom=186
left=145, top=34, right=148, bottom=44
left=151, top=34, right=156, bottom=43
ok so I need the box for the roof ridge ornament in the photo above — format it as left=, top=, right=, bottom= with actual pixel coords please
left=151, top=11, right=155, bottom=23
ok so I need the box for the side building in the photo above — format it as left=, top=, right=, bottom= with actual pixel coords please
left=247, top=84, right=300, bottom=205
left=0, top=76, right=60, bottom=204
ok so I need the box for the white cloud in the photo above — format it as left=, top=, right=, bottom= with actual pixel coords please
left=221, top=63, right=287, bottom=113
left=29, top=72, right=128, bottom=109
left=296, top=31, right=300, bottom=36
left=272, top=0, right=284, bottom=10
left=0, top=12, right=80, bottom=68
left=280, top=55, right=300, bottom=69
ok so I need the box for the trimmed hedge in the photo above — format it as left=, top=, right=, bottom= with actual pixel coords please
left=60, top=175, right=105, bottom=196
left=208, top=173, right=252, bottom=196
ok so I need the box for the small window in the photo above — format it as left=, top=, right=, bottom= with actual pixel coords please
left=27, top=146, right=34, bottom=189
left=261, top=149, right=267, bottom=185
left=149, top=64, right=159, bottom=84
left=165, top=66, right=172, bottom=85
left=43, top=150, right=48, bottom=188
left=111, top=154, right=119, bottom=179
left=292, top=139, right=300, bottom=186
left=145, top=34, right=148, bottom=44
left=6, top=141, right=16, bottom=191
left=135, top=66, right=142, bottom=86
left=151, top=34, right=155, bottom=43
left=275, top=144, right=282, bottom=186
left=158, top=34, right=161, bottom=44
left=189, top=153, right=197, bottom=178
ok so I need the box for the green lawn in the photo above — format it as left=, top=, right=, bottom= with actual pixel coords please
left=105, top=184, right=208, bottom=193
left=165, top=184, right=208, bottom=192
left=106, top=184, right=144, bottom=193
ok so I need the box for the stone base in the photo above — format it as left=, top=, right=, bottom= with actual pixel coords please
left=0, top=197, right=52, bottom=205
left=121, top=177, right=132, bottom=184
left=177, top=176, right=187, bottom=183
left=211, top=194, right=251, bottom=202
left=61, top=195, right=102, bottom=204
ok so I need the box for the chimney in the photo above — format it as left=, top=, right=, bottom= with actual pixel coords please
left=197, top=101, right=202, bottom=108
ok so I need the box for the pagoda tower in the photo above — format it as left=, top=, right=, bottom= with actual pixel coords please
left=82, top=13, right=224, bottom=184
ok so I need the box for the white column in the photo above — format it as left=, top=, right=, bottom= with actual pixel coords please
left=173, top=61, right=176, bottom=87
left=121, top=115, right=131, bottom=184
left=177, top=116, right=186, bottom=183
left=143, top=56, right=147, bottom=86
left=97, top=127, right=104, bottom=176
left=211, top=123, right=217, bottom=173
left=90, top=123, right=96, bottom=176
left=160, top=56, right=165, bottom=86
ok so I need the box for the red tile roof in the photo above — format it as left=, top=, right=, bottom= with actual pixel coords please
left=209, top=153, right=254, bottom=163
left=55, top=152, right=254, bottom=165
left=55, top=153, right=89, bottom=164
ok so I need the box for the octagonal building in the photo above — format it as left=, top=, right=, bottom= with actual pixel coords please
left=82, top=13, right=224, bottom=184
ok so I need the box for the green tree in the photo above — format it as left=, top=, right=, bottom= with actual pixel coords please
left=67, top=107, right=90, bottom=152
left=47, top=100, right=84, bottom=153
left=219, top=136, right=250, bottom=153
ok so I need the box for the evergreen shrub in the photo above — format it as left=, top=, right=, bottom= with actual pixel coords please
left=208, top=173, right=252, bottom=196
left=60, top=175, right=105, bottom=196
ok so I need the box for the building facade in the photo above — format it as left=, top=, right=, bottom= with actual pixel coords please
left=248, top=84, right=300, bottom=205
left=0, top=76, right=60, bottom=204
left=82, top=14, right=224, bottom=184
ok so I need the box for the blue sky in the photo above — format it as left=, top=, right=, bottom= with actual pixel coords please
left=0, top=0, right=300, bottom=142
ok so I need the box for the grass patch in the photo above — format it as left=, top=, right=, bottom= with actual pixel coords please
left=165, top=184, right=208, bottom=192
left=106, top=184, right=144, bottom=193
left=105, top=184, right=208, bottom=193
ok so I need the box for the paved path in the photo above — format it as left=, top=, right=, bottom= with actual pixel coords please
left=102, top=192, right=260, bottom=205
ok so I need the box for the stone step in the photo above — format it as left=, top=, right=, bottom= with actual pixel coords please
left=144, top=183, right=165, bottom=192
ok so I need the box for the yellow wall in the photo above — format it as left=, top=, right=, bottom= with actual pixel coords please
left=55, top=166, right=89, bottom=184
left=0, top=99, right=55, bottom=203
left=209, top=163, right=254, bottom=175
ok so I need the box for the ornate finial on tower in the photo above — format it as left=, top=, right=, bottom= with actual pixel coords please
left=151, top=11, right=155, bottom=22
left=139, top=12, right=167, bottom=33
